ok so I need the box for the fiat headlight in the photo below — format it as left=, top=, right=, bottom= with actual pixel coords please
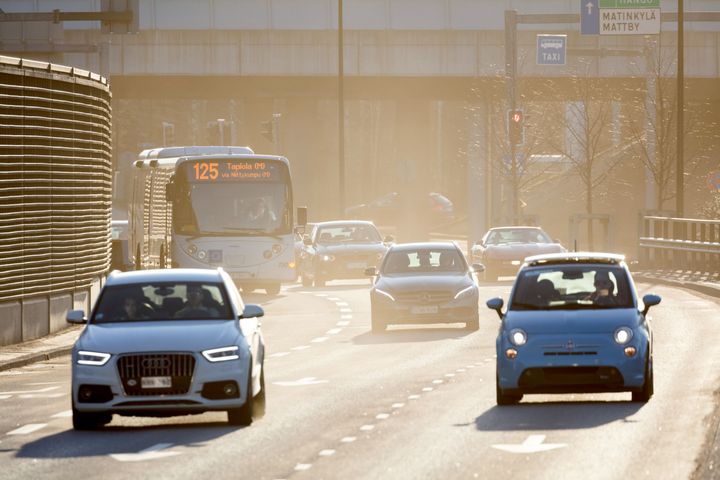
left=614, top=327, right=633, bottom=345
left=509, top=329, right=527, bottom=346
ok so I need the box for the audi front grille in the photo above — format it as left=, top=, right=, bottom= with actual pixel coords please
left=117, top=353, right=196, bottom=396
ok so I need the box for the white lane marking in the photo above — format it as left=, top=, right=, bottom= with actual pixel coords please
left=327, top=297, right=341, bottom=301
left=432, top=379, right=444, bottom=384
left=445, top=373, right=456, bottom=378
left=341, top=436, right=356, bottom=443
left=111, top=443, right=181, bottom=462
left=360, top=425, right=374, bottom=431
left=311, top=337, right=329, bottom=343
left=52, top=410, right=73, bottom=418
left=291, top=345, right=311, bottom=351
left=339, top=308, right=352, bottom=313
left=456, top=368, right=466, bottom=372
left=269, top=352, right=291, bottom=358
left=408, top=395, right=421, bottom=400
left=0, top=395, right=11, bottom=400
left=295, top=464, right=312, bottom=471
left=466, top=365, right=476, bottom=369
left=422, top=387, right=434, bottom=392
left=8, top=424, right=47, bottom=435
left=334, top=302, right=349, bottom=307
left=376, top=413, right=390, bottom=420
left=19, top=393, right=65, bottom=399
left=0, top=386, right=60, bottom=395
left=492, top=435, right=567, bottom=454
left=326, top=328, right=343, bottom=335
left=273, top=377, right=329, bottom=387
left=340, top=314, right=352, bottom=320
left=26, top=382, right=63, bottom=386
left=336, top=321, right=350, bottom=327
left=391, top=403, right=405, bottom=409
left=315, top=294, right=328, bottom=297
left=319, top=449, right=336, bottom=457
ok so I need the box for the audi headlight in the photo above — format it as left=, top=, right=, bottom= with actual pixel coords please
left=454, top=285, right=476, bottom=300
left=77, top=350, right=111, bottom=366
left=613, top=327, right=633, bottom=345
left=375, top=288, right=395, bottom=302
left=202, top=346, right=240, bottom=362
left=509, top=329, right=527, bottom=346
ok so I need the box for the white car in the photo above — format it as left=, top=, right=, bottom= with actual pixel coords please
left=67, top=268, right=266, bottom=429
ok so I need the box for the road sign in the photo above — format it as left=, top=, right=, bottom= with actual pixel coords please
left=537, top=35, right=566, bottom=65
left=581, top=0, right=600, bottom=35
left=599, top=0, right=660, bottom=35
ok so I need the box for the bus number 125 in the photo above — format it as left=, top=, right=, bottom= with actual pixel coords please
left=193, top=162, right=219, bottom=181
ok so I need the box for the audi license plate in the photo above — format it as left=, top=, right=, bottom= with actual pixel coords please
left=347, top=262, right=367, bottom=269
left=410, top=305, right=438, bottom=314
left=141, top=376, right=172, bottom=389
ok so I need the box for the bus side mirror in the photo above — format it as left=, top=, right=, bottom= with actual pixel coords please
left=296, top=206, right=307, bottom=226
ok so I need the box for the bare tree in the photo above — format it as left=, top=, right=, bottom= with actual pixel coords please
left=544, top=64, right=623, bottom=250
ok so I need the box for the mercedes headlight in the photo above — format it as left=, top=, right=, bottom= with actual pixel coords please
left=509, top=329, right=527, bottom=346
left=202, top=346, right=240, bottom=362
left=613, top=327, right=633, bottom=345
left=453, top=285, right=476, bottom=300
left=77, top=350, right=111, bottom=366
left=375, top=288, right=395, bottom=302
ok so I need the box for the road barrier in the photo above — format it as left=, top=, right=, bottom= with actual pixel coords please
left=0, top=56, right=112, bottom=345
left=639, top=216, right=720, bottom=272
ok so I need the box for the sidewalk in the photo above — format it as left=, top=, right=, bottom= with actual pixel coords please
left=0, top=325, right=82, bottom=372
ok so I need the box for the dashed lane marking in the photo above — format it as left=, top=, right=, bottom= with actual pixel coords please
left=359, top=425, right=375, bottom=432
left=341, top=437, right=356, bottom=443
left=7, top=424, right=47, bottom=435
left=268, top=352, right=292, bottom=358
left=391, top=403, right=405, bottom=409
left=291, top=345, right=311, bottom=351
left=376, top=413, right=390, bottom=420
left=51, top=410, right=72, bottom=418
left=294, top=464, right=312, bottom=471
left=311, top=337, right=329, bottom=343
left=318, top=449, right=336, bottom=457
left=19, top=393, right=65, bottom=399
left=326, top=328, right=343, bottom=335
left=110, top=443, right=182, bottom=462
left=0, top=386, right=60, bottom=395
left=336, top=321, right=350, bottom=327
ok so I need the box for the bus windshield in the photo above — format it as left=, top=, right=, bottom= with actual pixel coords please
left=191, top=183, right=288, bottom=234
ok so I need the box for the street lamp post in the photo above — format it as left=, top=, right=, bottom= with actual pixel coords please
left=338, top=0, right=345, bottom=217
left=676, top=0, right=685, bottom=217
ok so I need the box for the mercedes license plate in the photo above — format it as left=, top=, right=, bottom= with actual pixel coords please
left=141, top=376, right=172, bottom=389
left=410, top=305, right=438, bottom=314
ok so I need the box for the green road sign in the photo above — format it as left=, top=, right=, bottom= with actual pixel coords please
left=599, top=0, right=659, bottom=8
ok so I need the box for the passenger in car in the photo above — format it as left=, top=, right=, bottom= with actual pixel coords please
left=117, top=296, right=151, bottom=321
left=175, top=284, right=220, bottom=318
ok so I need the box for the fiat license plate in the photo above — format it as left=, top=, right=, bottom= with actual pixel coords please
left=141, top=376, right=172, bottom=389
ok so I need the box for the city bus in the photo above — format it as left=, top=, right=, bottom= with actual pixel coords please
left=129, top=146, right=301, bottom=295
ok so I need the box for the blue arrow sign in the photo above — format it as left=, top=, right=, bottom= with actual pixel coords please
left=581, top=0, right=600, bottom=35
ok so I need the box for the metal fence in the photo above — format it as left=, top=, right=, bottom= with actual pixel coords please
left=0, top=55, right=112, bottom=344
left=639, top=216, right=720, bottom=272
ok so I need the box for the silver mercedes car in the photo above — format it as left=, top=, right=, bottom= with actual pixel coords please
left=66, top=268, right=266, bottom=429
left=366, top=242, right=484, bottom=332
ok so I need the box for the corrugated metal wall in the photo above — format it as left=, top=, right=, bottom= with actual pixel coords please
left=0, top=55, right=111, bottom=345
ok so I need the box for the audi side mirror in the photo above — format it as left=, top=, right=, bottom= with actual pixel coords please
left=66, top=310, right=87, bottom=324
left=241, top=304, right=265, bottom=319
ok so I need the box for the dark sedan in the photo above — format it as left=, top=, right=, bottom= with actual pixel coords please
left=298, top=221, right=391, bottom=287
left=366, top=242, right=484, bottom=332
left=471, top=226, right=566, bottom=281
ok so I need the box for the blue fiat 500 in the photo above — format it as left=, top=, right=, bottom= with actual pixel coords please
left=486, top=253, right=661, bottom=405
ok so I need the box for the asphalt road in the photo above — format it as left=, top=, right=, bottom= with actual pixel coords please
left=1, top=280, right=719, bottom=480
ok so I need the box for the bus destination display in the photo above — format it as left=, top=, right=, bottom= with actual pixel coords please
left=188, top=160, right=281, bottom=182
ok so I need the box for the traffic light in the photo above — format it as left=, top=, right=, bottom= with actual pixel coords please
left=508, top=109, right=524, bottom=146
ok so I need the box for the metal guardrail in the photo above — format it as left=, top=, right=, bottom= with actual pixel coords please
left=0, top=55, right=112, bottom=301
left=639, top=216, right=720, bottom=272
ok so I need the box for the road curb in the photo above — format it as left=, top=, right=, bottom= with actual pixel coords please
left=0, top=346, right=74, bottom=373
left=634, top=274, right=720, bottom=299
